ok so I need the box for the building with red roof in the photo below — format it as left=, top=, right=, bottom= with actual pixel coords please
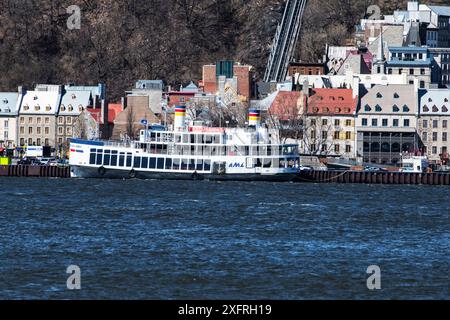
left=304, top=88, right=359, bottom=158
left=268, top=91, right=306, bottom=122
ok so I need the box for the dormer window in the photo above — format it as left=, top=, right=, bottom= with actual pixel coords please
left=23, top=105, right=30, bottom=111
left=376, top=93, right=383, bottom=98
left=45, top=105, right=51, bottom=111
left=445, top=98, right=448, bottom=103
left=60, top=105, right=66, bottom=112
left=423, top=105, right=429, bottom=112
left=78, top=105, right=83, bottom=112
left=403, top=105, right=410, bottom=112
left=33, top=96, right=38, bottom=101
left=34, top=105, right=40, bottom=111
left=335, top=107, right=341, bottom=113
left=312, top=107, right=319, bottom=113
left=2, top=99, right=8, bottom=104
left=364, top=105, right=371, bottom=112
left=443, top=106, right=448, bottom=112
left=68, top=105, right=74, bottom=112
left=429, top=98, right=433, bottom=103
left=338, top=97, right=344, bottom=101
left=393, top=105, right=400, bottom=112
left=72, top=94, right=76, bottom=99
left=344, top=107, right=351, bottom=113
left=432, top=105, right=439, bottom=112
left=375, top=105, right=382, bottom=112
left=394, top=93, right=399, bottom=99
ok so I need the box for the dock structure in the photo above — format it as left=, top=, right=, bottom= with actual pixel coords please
left=298, top=170, right=450, bottom=186
left=0, top=165, right=70, bottom=178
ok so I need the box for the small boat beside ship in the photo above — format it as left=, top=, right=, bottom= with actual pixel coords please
left=69, top=108, right=301, bottom=181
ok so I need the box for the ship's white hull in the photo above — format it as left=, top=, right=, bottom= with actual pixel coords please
left=70, top=165, right=299, bottom=182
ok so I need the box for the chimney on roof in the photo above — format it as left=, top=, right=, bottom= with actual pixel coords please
left=302, top=80, right=309, bottom=97
left=121, top=97, right=125, bottom=111
left=377, top=27, right=385, bottom=61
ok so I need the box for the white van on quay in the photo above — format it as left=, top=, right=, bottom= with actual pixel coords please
left=25, top=146, right=43, bottom=158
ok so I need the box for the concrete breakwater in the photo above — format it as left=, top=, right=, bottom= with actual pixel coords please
left=0, top=165, right=70, bottom=178
left=2, top=165, right=450, bottom=185
left=298, top=170, right=450, bottom=186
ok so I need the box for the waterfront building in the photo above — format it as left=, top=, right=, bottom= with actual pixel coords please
left=57, top=87, right=92, bottom=146
left=429, top=48, right=450, bottom=87
left=356, top=83, right=421, bottom=165
left=419, top=4, right=450, bottom=48
left=417, top=88, right=450, bottom=164
left=167, top=82, right=199, bottom=108
left=18, top=84, right=62, bottom=147
left=294, top=72, right=407, bottom=91
left=326, top=45, right=357, bottom=75
left=304, top=88, right=358, bottom=158
left=360, top=2, right=450, bottom=49
left=200, top=61, right=254, bottom=102
left=329, top=48, right=372, bottom=75
left=0, top=89, right=22, bottom=149
left=112, top=81, right=162, bottom=139
left=135, top=80, right=164, bottom=91
left=288, top=62, right=325, bottom=76
left=384, top=46, right=432, bottom=89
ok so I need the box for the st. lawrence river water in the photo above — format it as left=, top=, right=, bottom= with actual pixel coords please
left=0, top=177, right=448, bottom=299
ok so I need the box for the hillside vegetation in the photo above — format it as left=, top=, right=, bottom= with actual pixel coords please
left=0, top=0, right=445, bottom=100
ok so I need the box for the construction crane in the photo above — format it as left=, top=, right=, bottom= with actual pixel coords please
left=263, top=0, right=308, bottom=83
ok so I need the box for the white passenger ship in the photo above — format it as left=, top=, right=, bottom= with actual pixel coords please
left=69, top=108, right=301, bottom=181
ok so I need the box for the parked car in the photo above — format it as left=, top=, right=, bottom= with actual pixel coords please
left=18, top=157, right=41, bottom=166
left=364, top=166, right=388, bottom=172
left=38, top=158, right=57, bottom=166
left=57, top=159, right=69, bottom=167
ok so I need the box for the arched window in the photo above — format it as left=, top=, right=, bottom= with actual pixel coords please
left=402, top=143, right=413, bottom=153
left=381, top=143, right=390, bottom=153
left=371, top=142, right=380, bottom=152
left=363, top=142, right=370, bottom=152
left=392, top=143, right=401, bottom=153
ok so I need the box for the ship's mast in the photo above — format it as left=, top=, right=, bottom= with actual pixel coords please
left=263, top=0, right=308, bottom=83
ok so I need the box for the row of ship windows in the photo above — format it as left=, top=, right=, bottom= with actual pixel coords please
left=89, top=150, right=212, bottom=171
